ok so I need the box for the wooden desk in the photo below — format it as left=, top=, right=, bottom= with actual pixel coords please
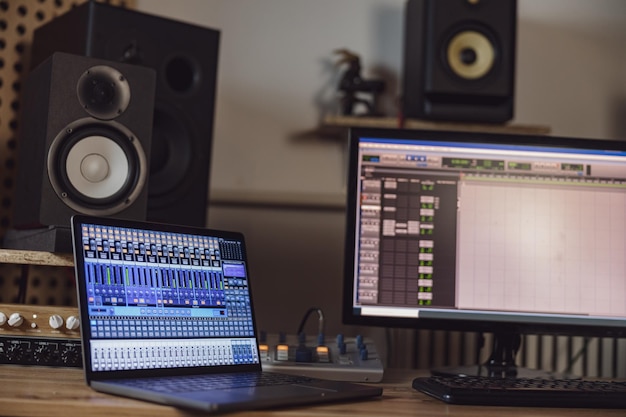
left=0, top=366, right=621, bottom=417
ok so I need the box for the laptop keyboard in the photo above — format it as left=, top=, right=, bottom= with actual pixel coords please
left=117, top=372, right=315, bottom=393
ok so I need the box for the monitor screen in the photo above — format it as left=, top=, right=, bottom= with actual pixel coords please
left=343, top=127, right=626, bottom=347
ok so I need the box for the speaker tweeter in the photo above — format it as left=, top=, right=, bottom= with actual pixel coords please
left=77, top=65, right=131, bottom=120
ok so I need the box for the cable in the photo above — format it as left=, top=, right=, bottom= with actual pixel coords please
left=296, top=307, right=325, bottom=336
left=563, top=337, right=591, bottom=375
left=475, top=332, right=485, bottom=365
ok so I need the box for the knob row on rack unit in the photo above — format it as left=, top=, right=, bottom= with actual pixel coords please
left=0, top=336, right=83, bottom=367
left=0, top=304, right=81, bottom=339
left=0, top=311, right=79, bottom=330
left=0, top=304, right=83, bottom=367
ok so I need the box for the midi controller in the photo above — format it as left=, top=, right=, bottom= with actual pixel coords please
left=258, top=332, right=384, bottom=382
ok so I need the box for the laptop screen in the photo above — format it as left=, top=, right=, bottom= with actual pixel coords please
left=71, top=215, right=260, bottom=375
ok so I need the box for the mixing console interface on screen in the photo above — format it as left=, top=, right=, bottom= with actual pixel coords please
left=79, top=223, right=255, bottom=342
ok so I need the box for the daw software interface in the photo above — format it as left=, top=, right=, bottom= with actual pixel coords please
left=348, top=131, right=626, bottom=330
left=76, top=221, right=259, bottom=372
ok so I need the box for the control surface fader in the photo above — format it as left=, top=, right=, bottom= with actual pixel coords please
left=258, top=332, right=384, bottom=382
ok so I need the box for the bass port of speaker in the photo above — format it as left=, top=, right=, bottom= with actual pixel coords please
left=47, top=118, right=148, bottom=216
left=76, top=65, right=131, bottom=120
left=443, top=25, right=498, bottom=82
left=163, top=54, right=201, bottom=95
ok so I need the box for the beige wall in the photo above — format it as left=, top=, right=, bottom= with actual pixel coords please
left=136, top=0, right=626, bottom=203
left=136, top=0, right=626, bottom=368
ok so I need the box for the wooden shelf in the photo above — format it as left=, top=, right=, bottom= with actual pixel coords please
left=323, top=115, right=551, bottom=136
left=0, top=248, right=74, bottom=267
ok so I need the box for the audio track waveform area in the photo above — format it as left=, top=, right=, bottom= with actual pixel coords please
left=78, top=223, right=258, bottom=372
left=353, top=137, right=626, bottom=320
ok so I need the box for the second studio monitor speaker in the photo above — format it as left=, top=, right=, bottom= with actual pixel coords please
left=13, top=52, right=156, bottom=231
left=403, top=0, right=517, bottom=123
left=30, top=2, right=220, bottom=227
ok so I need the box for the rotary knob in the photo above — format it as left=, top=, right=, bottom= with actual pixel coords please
left=0, top=311, right=6, bottom=326
left=61, top=344, right=81, bottom=367
left=6, top=343, right=25, bottom=362
left=49, top=314, right=64, bottom=329
left=33, top=344, right=54, bottom=364
left=8, top=312, right=24, bottom=327
left=66, top=315, right=80, bottom=330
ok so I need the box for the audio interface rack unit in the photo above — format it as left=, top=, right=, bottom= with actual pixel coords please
left=0, top=303, right=82, bottom=367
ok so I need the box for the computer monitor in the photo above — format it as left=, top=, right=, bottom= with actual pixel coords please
left=343, top=127, right=626, bottom=377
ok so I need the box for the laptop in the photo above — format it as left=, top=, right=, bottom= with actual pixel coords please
left=71, top=215, right=382, bottom=413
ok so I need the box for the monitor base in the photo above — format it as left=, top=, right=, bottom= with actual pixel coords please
left=430, top=364, right=565, bottom=379
left=430, top=332, right=574, bottom=379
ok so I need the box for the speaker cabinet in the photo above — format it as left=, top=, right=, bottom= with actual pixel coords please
left=30, top=2, right=220, bottom=227
left=403, top=0, right=516, bottom=123
left=13, top=52, right=155, bottom=229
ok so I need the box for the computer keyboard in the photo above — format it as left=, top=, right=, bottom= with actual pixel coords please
left=412, top=375, right=626, bottom=408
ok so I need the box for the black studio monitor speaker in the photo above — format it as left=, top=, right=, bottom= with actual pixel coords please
left=10, top=52, right=155, bottom=251
left=403, top=0, right=517, bottom=123
left=30, top=1, right=220, bottom=227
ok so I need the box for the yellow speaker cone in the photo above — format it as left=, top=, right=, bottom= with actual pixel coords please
left=447, top=30, right=495, bottom=80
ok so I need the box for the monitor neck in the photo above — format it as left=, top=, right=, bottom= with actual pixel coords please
left=430, top=332, right=559, bottom=379
left=482, top=332, right=521, bottom=377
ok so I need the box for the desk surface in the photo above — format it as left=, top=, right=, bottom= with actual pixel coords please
left=0, top=366, right=621, bottom=417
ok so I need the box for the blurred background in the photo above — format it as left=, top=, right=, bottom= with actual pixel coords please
left=0, top=0, right=624, bottom=373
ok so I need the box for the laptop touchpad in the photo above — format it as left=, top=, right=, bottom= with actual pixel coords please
left=182, top=384, right=337, bottom=403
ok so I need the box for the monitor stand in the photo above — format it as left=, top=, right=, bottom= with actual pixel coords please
left=430, top=332, right=565, bottom=379
left=3, top=226, right=72, bottom=253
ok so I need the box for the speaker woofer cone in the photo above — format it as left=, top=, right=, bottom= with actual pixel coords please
left=148, top=105, right=193, bottom=203
left=446, top=30, right=495, bottom=80
left=47, top=118, right=148, bottom=216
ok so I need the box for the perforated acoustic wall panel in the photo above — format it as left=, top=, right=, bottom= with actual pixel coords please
left=0, top=0, right=134, bottom=306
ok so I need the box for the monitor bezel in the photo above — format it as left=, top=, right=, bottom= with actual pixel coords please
left=342, top=127, right=626, bottom=339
